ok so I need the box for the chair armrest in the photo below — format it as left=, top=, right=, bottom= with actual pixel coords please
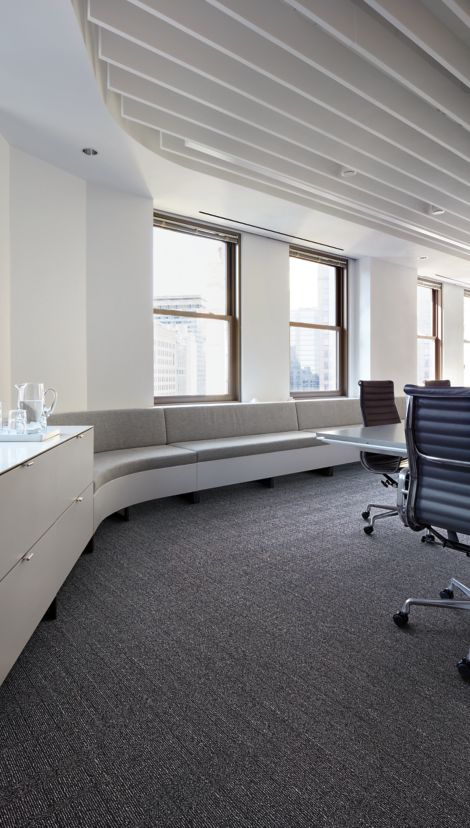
left=397, top=465, right=410, bottom=527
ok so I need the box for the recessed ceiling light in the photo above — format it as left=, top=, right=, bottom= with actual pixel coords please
left=340, top=166, right=357, bottom=178
left=82, top=147, right=98, bottom=156
left=428, top=204, right=445, bottom=216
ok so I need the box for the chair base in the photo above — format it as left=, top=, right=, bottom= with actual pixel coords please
left=362, top=503, right=398, bottom=534
left=393, top=577, right=470, bottom=681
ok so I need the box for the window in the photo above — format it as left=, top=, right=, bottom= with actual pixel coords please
left=464, top=291, right=470, bottom=385
left=289, top=248, right=347, bottom=397
left=153, top=215, right=239, bottom=402
left=417, top=280, right=441, bottom=384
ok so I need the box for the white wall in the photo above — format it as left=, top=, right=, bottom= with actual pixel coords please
left=442, top=282, right=464, bottom=385
left=2, top=139, right=467, bottom=413
left=370, top=259, right=417, bottom=393
left=0, top=135, right=10, bottom=409
left=86, top=184, right=153, bottom=409
left=9, top=148, right=87, bottom=412
left=350, top=257, right=417, bottom=395
left=240, top=234, right=290, bottom=401
left=348, top=258, right=370, bottom=394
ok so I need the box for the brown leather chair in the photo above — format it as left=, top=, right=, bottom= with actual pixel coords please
left=424, top=379, right=451, bottom=387
left=358, top=380, right=407, bottom=535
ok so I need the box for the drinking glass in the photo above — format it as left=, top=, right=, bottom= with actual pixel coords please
left=8, top=409, right=27, bottom=435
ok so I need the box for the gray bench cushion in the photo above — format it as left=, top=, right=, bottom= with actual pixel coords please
left=49, top=409, right=167, bottom=453
left=164, top=402, right=299, bottom=443
left=94, top=445, right=196, bottom=490
left=172, top=430, right=322, bottom=462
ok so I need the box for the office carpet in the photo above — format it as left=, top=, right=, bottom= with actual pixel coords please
left=1, top=464, right=470, bottom=828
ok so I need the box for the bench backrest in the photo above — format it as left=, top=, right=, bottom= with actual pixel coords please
left=49, top=408, right=167, bottom=453
left=164, top=402, right=299, bottom=443
left=295, top=397, right=406, bottom=430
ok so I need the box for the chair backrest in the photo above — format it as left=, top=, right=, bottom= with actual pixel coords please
left=404, top=385, right=470, bottom=534
left=358, top=380, right=401, bottom=427
left=424, top=379, right=451, bottom=387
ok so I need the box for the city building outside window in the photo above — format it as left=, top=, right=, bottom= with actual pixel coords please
left=153, top=215, right=239, bottom=402
left=464, top=291, right=470, bottom=385
left=289, top=248, right=347, bottom=397
left=417, top=280, right=441, bottom=384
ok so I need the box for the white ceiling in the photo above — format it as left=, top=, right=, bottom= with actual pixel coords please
left=0, top=0, right=148, bottom=196
left=2, top=0, right=470, bottom=283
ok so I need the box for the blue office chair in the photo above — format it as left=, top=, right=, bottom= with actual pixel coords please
left=393, top=384, right=470, bottom=680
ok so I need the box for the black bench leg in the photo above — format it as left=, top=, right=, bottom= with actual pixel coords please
left=187, top=492, right=200, bottom=504
left=121, top=507, right=130, bottom=521
left=314, top=467, right=334, bottom=477
left=82, top=537, right=94, bottom=555
left=261, top=477, right=275, bottom=488
left=42, top=597, right=57, bottom=622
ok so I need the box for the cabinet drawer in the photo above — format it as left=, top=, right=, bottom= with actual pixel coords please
left=0, top=429, right=93, bottom=581
left=0, top=482, right=93, bottom=685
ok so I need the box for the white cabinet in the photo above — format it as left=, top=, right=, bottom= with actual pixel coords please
left=0, top=427, right=93, bottom=685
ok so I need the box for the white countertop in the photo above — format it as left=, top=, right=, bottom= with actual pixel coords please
left=0, top=426, right=92, bottom=475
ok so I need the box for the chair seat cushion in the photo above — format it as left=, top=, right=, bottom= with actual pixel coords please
left=94, top=445, right=197, bottom=490
left=172, top=431, right=322, bottom=462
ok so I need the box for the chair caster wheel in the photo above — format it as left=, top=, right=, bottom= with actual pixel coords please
left=440, top=588, right=454, bottom=600
left=364, top=525, right=374, bottom=535
left=361, top=511, right=370, bottom=520
left=457, top=658, right=470, bottom=681
left=393, top=611, right=409, bottom=628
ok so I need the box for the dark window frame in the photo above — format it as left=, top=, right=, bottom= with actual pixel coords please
left=417, top=279, right=442, bottom=383
left=289, top=247, right=348, bottom=398
left=153, top=213, right=240, bottom=404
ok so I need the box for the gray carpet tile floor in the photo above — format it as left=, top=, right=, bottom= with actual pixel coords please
left=1, top=463, right=470, bottom=828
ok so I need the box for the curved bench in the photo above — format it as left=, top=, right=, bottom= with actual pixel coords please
left=51, top=398, right=406, bottom=531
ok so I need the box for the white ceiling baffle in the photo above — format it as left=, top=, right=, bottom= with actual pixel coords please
left=72, top=0, right=470, bottom=259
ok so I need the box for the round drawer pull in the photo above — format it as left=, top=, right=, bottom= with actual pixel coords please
left=23, top=460, right=35, bottom=468
left=75, top=496, right=84, bottom=502
left=23, top=551, right=35, bottom=562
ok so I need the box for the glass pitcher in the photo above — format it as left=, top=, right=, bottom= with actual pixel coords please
left=14, top=383, right=58, bottom=426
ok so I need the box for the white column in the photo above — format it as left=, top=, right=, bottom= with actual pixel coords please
left=86, top=183, right=154, bottom=409
left=350, top=257, right=417, bottom=395
left=370, top=259, right=417, bottom=393
left=442, top=282, right=464, bottom=385
left=240, top=234, right=290, bottom=401
left=0, top=135, right=11, bottom=409
left=9, top=149, right=87, bottom=412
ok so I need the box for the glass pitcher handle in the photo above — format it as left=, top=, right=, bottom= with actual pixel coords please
left=44, top=387, right=58, bottom=416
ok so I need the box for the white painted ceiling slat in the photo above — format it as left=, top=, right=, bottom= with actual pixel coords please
left=82, top=0, right=470, bottom=256
left=121, top=96, right=470, bottom=245
left=108, top=62, right=470, bottom=224
left=441, top=0, right=470, bottom=28
left=105, top=56, right=470, bottom=216
left=91, top=0, right=470, bottom=163
left=283, top=0, right=470, bottom=128
left=363, top=0, right=470, bottom=87
left=157, top=134, right=470, bottom=257
left=93, top=4, right=470, bottom=188
left=100, top=29, right=470, bottom=206
left=201, top=0, right=470, bottom=151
